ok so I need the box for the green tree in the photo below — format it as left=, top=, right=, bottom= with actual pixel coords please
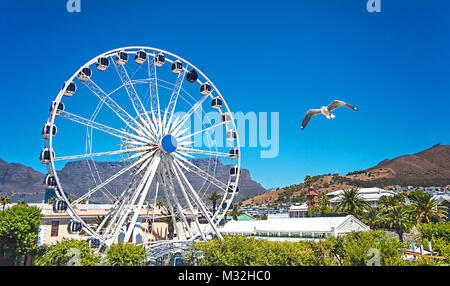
left=409, top=191, right=448, bottom=224
left=0, top=196, right=11, bottom=210
left=0, top=204, right=42, bottom=265
left=361, top=207, right=383, bottom=229
left=418, top=221, right=450, bottom=242
left=335, top=189, right=370, bottom=215
left=259, top=214, right=268, bottom=220
left=35, top=239, right=100, bottom=266
left=318, top=193, right=330, bottom=207
left=105, top=243, right=146, bottom=266
left=304, top=175, right=312, bottom=187
left=207, top=191, right=221, bottom=214
left=385, top=206, right=410, bottom=242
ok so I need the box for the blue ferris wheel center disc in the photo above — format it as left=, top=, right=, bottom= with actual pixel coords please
left=161, top=134, right=178, bottom=153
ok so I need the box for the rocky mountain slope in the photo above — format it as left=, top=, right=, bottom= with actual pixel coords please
left=242, top=145, right=450, bottom=206
left=0, top=158, right=266, bottom=203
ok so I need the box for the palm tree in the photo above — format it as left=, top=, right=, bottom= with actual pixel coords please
left=385, top=206, right=410, bottom=242
left=17, top=200, right=27, bottom=206
left=0, top=195, right=11, bottom=210
left=228, top=206, right=242, bottom=221
left=207, top=191, right=221, bottom=214
left=94, top=215, right=110, bottom=232
left=362, top=207, right=383, bottom=229
left=159, top=205, right=176, bottom=239
left=318, top=192, right=330, bottom=207
left=409, top=192, right=448, bottom=224
left=378, top=195, right=394, bottom=208
left=335, top=188, right=370, bottom=215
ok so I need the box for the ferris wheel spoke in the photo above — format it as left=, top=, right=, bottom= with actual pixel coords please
left=169, top=157, right=223, bottom=240
left=171, top=93, right=209, bottom=135
left=162, top=70, right=186, bottom=134
left=60, top=111, right=148, bottom=144
left=72, top=152, right=152, bottom=204
left=164, top=158, right=206, bottom=241
left=172, top=153, right=227, bottom=191
left=100, top=177, right=140, bottom=238
left=53, top=146, right=152, bottom=162
left=82, top=78, right=149, bottom=138
left=147, top=54, right=161, bottom=125
left=111, top=56, right=152, bottom=133
left=177, top=147, right=230, bottom=158
left=178, top=120, right=227, bottom=142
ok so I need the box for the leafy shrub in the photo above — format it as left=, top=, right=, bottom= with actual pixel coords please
left=196, top=231, right=415, bottom=266
left=35, top=239, right=100, bottom=266
left=104, top=243, right=147, bottom=266
left=418, top=221, right=450, bottom=242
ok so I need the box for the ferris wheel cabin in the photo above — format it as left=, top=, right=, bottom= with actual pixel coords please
left=77, top=67, right=92, bottom=82
left=50, top=101, right=65, bottom=115
left=116, top=51, right=128, bottom=65
left=43, top=173, right=57, bottom=189
left=171, top=60, right=183, bottom=73
left=230, top=147, right=239, bottom=159
left=42, top=123, right=57, bottom=139
left=39, top=148, right=54, bottom=164
left=211, top=97, right=223, bottom=109
left=154, top=53, right=166, bottom=67
left=226, top=130, right=237, bottom=142
left=96, top=57, right=110, bottom=71
left=52, top=199, right=68, bottom=213
left=200, top=82, right=212, bottom=95
left=135, top=49, right=147, bottom=64
left=186, top=69, right=198, bottom=83
left=62, top=81, right=76, bottom=97
left=67, top=220, right=83, bottom=234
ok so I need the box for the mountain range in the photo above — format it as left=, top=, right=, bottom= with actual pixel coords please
left=0, top=158, right=267, bottom=203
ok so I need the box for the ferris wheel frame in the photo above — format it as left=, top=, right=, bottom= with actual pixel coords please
left=42, top=46, right=241, bottom=250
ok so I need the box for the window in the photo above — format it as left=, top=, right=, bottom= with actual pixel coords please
left=51, top=221, right=59, bottom=237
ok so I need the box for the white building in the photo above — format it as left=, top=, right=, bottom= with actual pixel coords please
left=288, top=203, right=308, bottom=218
left=219, top=215, right=369, bottom=241
left=327, top=187, right=396, bottom=208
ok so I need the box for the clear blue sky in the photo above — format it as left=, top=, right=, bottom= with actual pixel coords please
left=0, top=0, right=449, bottom=189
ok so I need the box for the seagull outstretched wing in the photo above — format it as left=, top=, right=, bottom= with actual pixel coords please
left=301, top=109, right=322, bottom=130
left=327, top=100, right=358, bottom=112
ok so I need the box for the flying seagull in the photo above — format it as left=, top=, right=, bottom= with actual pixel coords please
left=301, top=100, right=358, bottom=130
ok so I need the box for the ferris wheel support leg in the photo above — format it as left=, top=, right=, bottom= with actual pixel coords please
left=123, top=156, right=161, bottom=243
left=159, top=173, right=181, bottom=241
left=108, top=157, right=157, bottom=244
left=161, top=159, right=194, bottom=239
left=170, top=158, right=224, bottom=240
left=166, top=158, right=207, bottom=241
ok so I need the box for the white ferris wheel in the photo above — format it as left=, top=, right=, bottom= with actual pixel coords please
left=39, top=46, right=241, bottom=252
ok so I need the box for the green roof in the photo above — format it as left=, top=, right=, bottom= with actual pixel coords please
left=226, top=213, right=256, bottom=221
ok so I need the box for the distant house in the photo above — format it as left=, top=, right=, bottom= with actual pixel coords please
left=327, top=187, right=395, bottom=208
left=219, top=215, right=369, bottom=241
left=26, top=203, right=196, bottom=246
left=288, top=203, right=308, bottom=218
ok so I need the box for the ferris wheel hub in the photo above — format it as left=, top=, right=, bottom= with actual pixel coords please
left=160, top=134, right=178, bottom=153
